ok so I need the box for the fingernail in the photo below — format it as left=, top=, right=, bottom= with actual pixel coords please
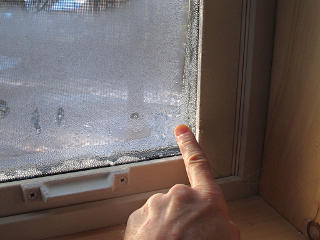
left=175, top=124, right=190, bottom=137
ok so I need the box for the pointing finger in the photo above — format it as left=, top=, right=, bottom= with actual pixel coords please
left=175, top=124, right=217, bottom=192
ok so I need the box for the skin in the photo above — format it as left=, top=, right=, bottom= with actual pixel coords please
left=124, top=124, right=240, bottom=240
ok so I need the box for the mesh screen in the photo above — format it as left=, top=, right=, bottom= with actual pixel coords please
left=0, top=0, right=200, bottom=182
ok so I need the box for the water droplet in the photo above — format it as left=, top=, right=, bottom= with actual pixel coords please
left=130, top=112, right=140, bottom=119
left=0, top=100, right=10, bottom=119
left=56, top=107, right=64, bottom=126
left=31, top=108, right=41, bottom=134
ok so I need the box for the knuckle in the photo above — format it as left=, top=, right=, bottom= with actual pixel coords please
left=186, top=152, right=207, bottom=164
left=187, top=158, right=210, bottom=175
left=170, top=184, right=190, bottom=193
left=168, top=184, right=193, bottom=202
left=127, top=208, right=141, bottom=222
left=146, top=193, right=164, bottom=207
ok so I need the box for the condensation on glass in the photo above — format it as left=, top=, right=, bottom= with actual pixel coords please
left=0, top=0, right=200, bottom=182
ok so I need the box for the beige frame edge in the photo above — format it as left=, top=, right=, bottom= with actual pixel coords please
left=0, top=0, right=276, bottom=239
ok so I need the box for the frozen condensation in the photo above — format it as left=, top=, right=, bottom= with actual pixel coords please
left=0, top=0, right=200, bottom=182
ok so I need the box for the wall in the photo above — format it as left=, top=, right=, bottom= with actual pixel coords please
left=260, top=0, right=320, bottom=236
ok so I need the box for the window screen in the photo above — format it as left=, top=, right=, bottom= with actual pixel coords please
left=0, top=0, right=200, bottom=182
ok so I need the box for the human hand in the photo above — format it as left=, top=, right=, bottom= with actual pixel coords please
left=124, top=124, right=240, bottom=240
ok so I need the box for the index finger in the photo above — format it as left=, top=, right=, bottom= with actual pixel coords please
left=175, top=124, right=217, bottom=192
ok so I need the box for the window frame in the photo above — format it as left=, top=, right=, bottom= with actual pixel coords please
left=0, top=0, right=276, bottom=238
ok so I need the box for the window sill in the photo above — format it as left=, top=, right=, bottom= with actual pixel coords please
left=50, top=196, right=306, bottom=240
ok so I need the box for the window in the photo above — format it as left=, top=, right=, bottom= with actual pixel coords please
left=0, top=0, right=198, bottom=182
left=0, top=0, right=275, bottom=239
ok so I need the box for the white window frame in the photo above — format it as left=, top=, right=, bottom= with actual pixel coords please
left=0, top=0, right=276, bottom=239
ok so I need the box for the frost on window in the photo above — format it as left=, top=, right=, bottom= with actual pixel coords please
left=0, top=0, right=200, bottom=182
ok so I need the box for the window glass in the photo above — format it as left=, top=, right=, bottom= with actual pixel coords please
left=0, top=0, right=199, bottom=182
